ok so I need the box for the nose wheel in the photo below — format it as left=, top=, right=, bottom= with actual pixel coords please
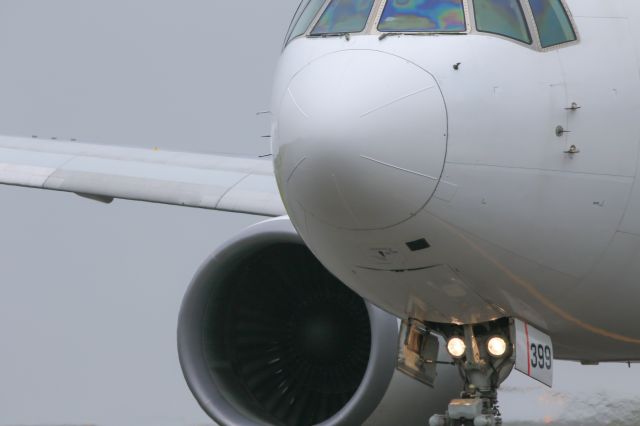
left=428, top=320, right=515, bottom=426
left=429, top=386, right=502, bottom=426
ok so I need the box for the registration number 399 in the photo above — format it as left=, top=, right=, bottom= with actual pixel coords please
left=515, top=319, right=554, bottom=387
left=530, top=343, right=552, bottom=370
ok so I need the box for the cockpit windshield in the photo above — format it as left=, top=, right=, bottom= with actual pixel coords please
left=311, top=0, right=376, bottom=35
left=285, top=0, right=577, bottom=50
left=378, top=0, right=466, bottom=33
left=528, top=0, right=576, bottom=48
left=473, top=0, right=531, bottom=44
left=287, top=0, right=327, bottom=42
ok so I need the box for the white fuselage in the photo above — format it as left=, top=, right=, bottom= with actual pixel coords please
left=271, top=0, right=640, bottom=362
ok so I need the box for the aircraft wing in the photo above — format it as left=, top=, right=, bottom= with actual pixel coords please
left=0, top=135, right=286, bottom=217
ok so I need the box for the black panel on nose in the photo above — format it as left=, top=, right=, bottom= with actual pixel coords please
left=406, top=238, right=431, bottom=252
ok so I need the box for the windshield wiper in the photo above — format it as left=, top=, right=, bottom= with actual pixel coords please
left=309, top=32, right=351, bottom=41
left=379, top=32, right=403, bottom=41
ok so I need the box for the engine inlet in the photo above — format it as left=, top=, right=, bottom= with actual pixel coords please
left=212, top=244, right=371, bottom=425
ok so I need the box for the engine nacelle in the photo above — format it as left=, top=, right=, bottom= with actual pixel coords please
left=178, top=217, right=460, bottom=425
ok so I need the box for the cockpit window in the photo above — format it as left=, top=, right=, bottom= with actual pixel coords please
left=287, top=0, right=328, bottom=43
left=282, top=0, right=578, bottom=50
left=473, top=0, right=531, bottom=44
left=378, top=0, right=466, bottom=33
left=528, top=0, right=576, bottom=48
left=311, top=0, right=376, bottom=35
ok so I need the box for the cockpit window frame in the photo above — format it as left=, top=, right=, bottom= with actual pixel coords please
left=283, top=0, right=578, bottom=51
left=285, top=0, right=307, bottom=44
left=310, top=0, right=379, bottom=37
left=367, top=0, right=474, bottom=36
left=522, top=0, right=579, bottom=51
left=469, top=0, right=533, bottom=46
left=375, top=0, right=471, bottom=35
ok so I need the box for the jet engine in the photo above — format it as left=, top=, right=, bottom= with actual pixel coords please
left=178, top=217, right=460, bottom=426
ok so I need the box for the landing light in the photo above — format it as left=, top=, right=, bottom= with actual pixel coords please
left=487, top=336, right=508, bottom=357
left=447, top=337, right=466, bottom=358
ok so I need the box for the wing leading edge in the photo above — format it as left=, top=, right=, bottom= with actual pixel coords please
left=0, top=135, right=286, bottom=217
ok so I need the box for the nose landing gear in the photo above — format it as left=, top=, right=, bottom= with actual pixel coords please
left=428, top=320, right=515, bottom=426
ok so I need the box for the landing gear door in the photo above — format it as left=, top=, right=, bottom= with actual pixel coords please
left=513, top=319, right=553, bottom=387
left=397, top=320, right=439, bottom=387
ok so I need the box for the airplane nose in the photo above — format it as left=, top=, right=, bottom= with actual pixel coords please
left=274, top=50, right=447, bottom=230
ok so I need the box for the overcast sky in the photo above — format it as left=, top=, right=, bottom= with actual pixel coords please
left=0, top=2, right=638, bottom=425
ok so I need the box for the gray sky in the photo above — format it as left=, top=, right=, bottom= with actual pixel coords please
left=0, top=2, right=638, bottom=425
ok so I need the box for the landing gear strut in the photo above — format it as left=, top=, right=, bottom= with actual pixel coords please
left=428, top=320, right=514, bottom=426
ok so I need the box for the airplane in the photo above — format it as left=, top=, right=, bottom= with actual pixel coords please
left=1, top=0, right=639, bottom=425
